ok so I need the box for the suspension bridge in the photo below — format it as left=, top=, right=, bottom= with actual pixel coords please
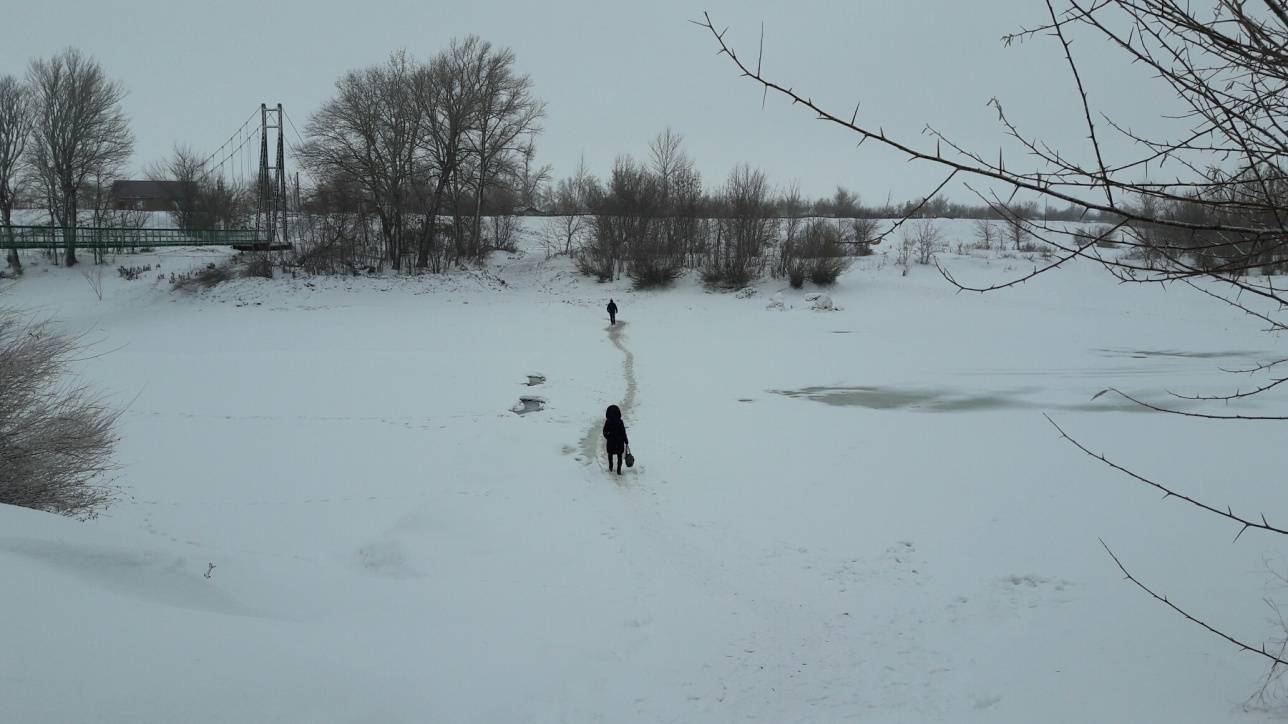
left=2, top=103, right=302, bottom=254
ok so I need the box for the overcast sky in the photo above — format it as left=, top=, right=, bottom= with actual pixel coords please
left=3, top=0, right=1182, bottom=204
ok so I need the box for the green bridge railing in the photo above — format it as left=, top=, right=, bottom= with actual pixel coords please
left=0, top=225, right=269, bottom=250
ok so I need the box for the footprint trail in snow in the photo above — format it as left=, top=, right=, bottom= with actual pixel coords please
left=579, top=320, right=637, bottom=471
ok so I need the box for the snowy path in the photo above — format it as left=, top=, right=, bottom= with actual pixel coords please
left=579, top=319, right=638, bottom=471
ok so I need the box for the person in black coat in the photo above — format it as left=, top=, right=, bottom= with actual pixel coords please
left=603, top=404, right=629, bottom=474
left=607, top=299, right=618, bottom=325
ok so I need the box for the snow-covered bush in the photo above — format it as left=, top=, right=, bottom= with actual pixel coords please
left=0, top=312, right=117, bottom=518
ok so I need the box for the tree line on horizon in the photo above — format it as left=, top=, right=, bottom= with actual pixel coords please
left=0, top=40, right=1194, bottom=289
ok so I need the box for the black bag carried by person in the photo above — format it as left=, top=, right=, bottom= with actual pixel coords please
left=624, top=445, right=635, bottom=468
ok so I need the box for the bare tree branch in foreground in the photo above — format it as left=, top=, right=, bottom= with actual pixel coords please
left=1102, top=540, right=1288, bottom=667
left=699, top=2, right=1288, bottom=690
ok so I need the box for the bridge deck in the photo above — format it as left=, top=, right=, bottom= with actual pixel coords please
left=1, top=225, right=278, bottom=250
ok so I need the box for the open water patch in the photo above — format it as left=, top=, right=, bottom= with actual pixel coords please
left=770, top=385, right=1152, bottom=413
left=1093, top=347, right=1262, bottom=360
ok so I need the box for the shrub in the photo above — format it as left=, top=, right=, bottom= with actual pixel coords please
left=488, top=215, right=520, bottom=253
left=1089, top=224, right=1119, bottom=248
left=243, top=255, right=273, bottom=279
left=630, top=256, right=682, bottom=289
left=809, top=257, right=847, bottom=285
left=704, top=165, right=775, bottom=287
left=0, top=313, right=118, bottom=518
left=898, top=219, right=939, bottom=271
left=809, top=222, right=850, bottom=284
left=849, top=217, right=879, bottom=256
left=575, top=247, right=615, bottom=282
left=896, top=225, right=921, bottom=276
left=81, top=268, right=105, bottom=301
left=916, top=229, right=939, bottom=264
left=701, top=262, right=756, bottom=288
left=973, top=219, right=997, bottom=250
left=783, top=220, right=851, bottom=286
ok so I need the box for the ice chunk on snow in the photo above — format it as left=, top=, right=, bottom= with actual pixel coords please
left=804, top=292, right=834, bottom=310
left=511, top=396, right=546, bottom=414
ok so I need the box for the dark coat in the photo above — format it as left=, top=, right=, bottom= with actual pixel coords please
left=602, top=417, right=628, bottom=450
left=607, top=301, right=618, bottom=315
left=603, top=417, right=628, bottom=454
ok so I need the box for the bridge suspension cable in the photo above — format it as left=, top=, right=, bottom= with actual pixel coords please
left=195, top=109, right=260, bottom=182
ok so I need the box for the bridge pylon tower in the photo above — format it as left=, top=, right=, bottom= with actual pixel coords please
left=256, top=103, right=289, bottom=247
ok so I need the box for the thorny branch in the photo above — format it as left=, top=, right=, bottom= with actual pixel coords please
left=1046, top=414, right=1288, bottom=539
left=1101, top=540, right=1288, bottom=667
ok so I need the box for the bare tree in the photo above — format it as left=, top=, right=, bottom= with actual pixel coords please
left=300, top=51, right=423, bottom=271
left=413, top=37, right=483, bottom=271
left=146, top=146, right=202, bottom=230
left=578, top=158, right=631, bottom=282
left=0, top=75, right=33, bottom=273
left=84, top=170, right=146, bottom=262
left=648, top=128, right=706, bottom=272
left=649, top=127, right=686, bottom=196
left=914, top=219, right=941, bottom=264
left=515, top=140, right=552, bottom=209
left=777, top=181, right=807, bottom=277
left=581, top=155, right=674, bottom=286
left=700, top=0, right=1288, bottom=682
left=542, top=155, right=597, bottom=257
left=0, top=312, right=118, bottom=518
left=829, top=186, right=861, bottom=218
left=26, top=49, right=133, bottom=267
left=973, top=218, right=997, bottom=249
left=464, top=42, right=545, bottom=259
left=146, top=145, right=248, bottom=232
left=706, top=164, right=776, bottom=287
left=1003, top=202, right=1035, bottom=250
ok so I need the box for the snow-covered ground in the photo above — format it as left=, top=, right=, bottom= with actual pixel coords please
left=4, top=220, right=1288, bottom=723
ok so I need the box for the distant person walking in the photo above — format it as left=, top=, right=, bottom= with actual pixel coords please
left=607, top=299, right=618, bottom=326
left=603, top=404, right=629, bottom=475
